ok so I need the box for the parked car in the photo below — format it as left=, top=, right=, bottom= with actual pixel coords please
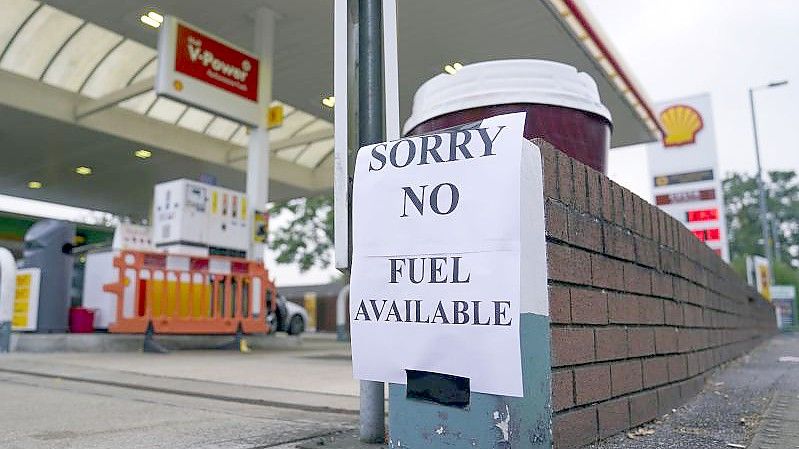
left=267, top=294, right=308, bottom=335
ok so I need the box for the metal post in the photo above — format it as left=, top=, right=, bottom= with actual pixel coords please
left=0, top=247, right=16, bottom=352
left=336, top=284, right=350, bottom=341
left=358, top=0, right=385, bottom=442
left=246, top=7, right=275, bottom=261
left=772, top=218, right=782, bottom=263
left=749, top=87, right=773, bottom=280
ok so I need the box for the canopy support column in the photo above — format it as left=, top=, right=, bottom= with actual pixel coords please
left=247, top=7, right=276, bottom=260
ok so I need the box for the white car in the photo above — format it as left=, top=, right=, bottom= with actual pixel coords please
left=267, top=294, right=308, bottom=335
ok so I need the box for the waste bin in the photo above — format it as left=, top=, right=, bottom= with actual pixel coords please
left=21, top=219, right=75, bottom=332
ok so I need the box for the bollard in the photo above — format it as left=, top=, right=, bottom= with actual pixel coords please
left=0, top=247, right=17, bottom=352
left=336, top=284, right=350, bottom=341
left=360, top=380, right=386, bottom=443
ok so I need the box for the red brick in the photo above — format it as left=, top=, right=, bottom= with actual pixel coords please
left=600, top=177, right=613, bottom=221
left=567, top=211, right=603, bottom=251
left=634, top=235, right=659, bottom=268
left=611, top=360, right=643, bottom=396
left=598, top=397, right=630, bottom=439
left=632, top=197, right=645, bottom=235
left=667, top=354, right=688, bottom=381
left=573, top=160, right=589, bottom=213
left=660, top=248, right=679, bottom=275
left=680, top=376, right=704, bottom=401
left=575, top=364, right=612, bottom=405
left=587, top=168, right=602, bottom=218
left=551, top=327, right=595, bottom=367
left=623, top=263, right=652, bottom=295
left=627, top=327, right=656, bottom=357
left=570, top=288, right=608, bottom=324
left=595, top=327, right=628, bottom=361
left=657, top=383, right=681, bottom=415
left=649, top=207, right=660, bottom=242
left=643, top=357, right=669, bottom=388
left=641, top=203, right=653, bottom=239
left=678, top=329, right=696, bottom=352
left=540, top=140, right=559, bottom=199
left=603, top=223, right=635, bottom=261
left=687, top=283, right=707, bottom=306
left=654, top=327, right=678, bottom=354
left=552, top=369, right=574, bottom=412
left=651, top=273, right=674, bottom=298
left=611, top=182, right=625, bottom=225
left=548, top=243, right=591, bottom=285
left=592, top=254, right=624, bottom=290
left=549, top=285, right=571, bottom=324
left=683, top=303, right=703, bottom=327
left=622, top=190, right=635, bottom=229
left=664, top=300, right=684, bottom=326
left=638, top=296, right=665, bottom=324
left=558, top=153, right=574, bottom=205
left=629, top=390, right=658, bottom=426
left=553, top=406, right=598, bottom=449
left=686, top=352, right=701, bottom=377
left=609, top=293, right=640, bottom=324
left=545, top=199, right=568, bottom=241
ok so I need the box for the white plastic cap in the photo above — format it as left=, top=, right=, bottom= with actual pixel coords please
left=403, top=59, right=612, bottom=135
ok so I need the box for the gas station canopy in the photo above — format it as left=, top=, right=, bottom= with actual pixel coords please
left=0, top=0, right=659, bottom=220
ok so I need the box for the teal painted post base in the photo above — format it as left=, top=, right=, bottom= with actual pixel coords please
left=388, top=313, right=551, bottom=448
left=0, top=320, right=10, bottom=352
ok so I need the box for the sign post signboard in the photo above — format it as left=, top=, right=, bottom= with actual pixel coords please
left=771, top=285, right=796, bottom=329
left=647, top=94, right=730, bottom=261
left=156, top=17, right=262, bottom=126
left=350, top=113, right=539, bottom=397
left=747, top=255, right=772, bottom=301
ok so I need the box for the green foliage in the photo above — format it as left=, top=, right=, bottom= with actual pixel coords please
left=723, top=170, right=799, bottom=266
left=267, top=194, right=334, bottom=272
left=725, top=171, right=799, bottom=316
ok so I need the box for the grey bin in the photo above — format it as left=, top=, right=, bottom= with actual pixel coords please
left=21, top=219, right=75, bottom=333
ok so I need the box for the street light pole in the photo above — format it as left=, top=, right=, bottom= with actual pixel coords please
left=749, top=80, right=788, bottom=281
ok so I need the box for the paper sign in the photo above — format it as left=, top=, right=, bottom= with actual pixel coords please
left=349, top=112, right=526, bottom=397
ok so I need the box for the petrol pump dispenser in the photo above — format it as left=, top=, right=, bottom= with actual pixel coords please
left=152, top=179, right=249, bottom=257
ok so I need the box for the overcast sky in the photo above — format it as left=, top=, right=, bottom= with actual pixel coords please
left=3, top=1, right=796, bottom=287
left=582, top=0, right=799, bottom=199
left=279, top=0, right=799, bottom=286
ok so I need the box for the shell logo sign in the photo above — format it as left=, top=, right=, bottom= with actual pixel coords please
left=660, top=104, right=704, bottom=147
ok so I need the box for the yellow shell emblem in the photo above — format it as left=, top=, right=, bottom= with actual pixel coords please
left=660, top=105, right=703, bottom=147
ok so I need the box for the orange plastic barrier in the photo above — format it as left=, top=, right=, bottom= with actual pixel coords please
left=103, top=250, right=275, bottom=335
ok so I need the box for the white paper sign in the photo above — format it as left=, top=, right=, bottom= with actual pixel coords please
left=350, top=112, right=526, bottom=397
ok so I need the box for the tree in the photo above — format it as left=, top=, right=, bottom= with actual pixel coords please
left=723, top=170, right=799, bottom=267
left=268, top=193, right=334, bottom=272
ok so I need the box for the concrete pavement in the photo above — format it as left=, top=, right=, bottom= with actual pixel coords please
left=2, top=332, right=798, bottom=448
left=3, top=335, right=363, bottom=412
left=0, top=369, right=358, bottom=449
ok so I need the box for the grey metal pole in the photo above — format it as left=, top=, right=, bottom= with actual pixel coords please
left=772, top=218, right=782, bottom=263
left=357, top=0, right=385, bottom=443
left=749, top=87, right=774, bottom=279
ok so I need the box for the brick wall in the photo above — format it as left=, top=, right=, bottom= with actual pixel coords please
left=536, top=139, right=778, bottom=448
